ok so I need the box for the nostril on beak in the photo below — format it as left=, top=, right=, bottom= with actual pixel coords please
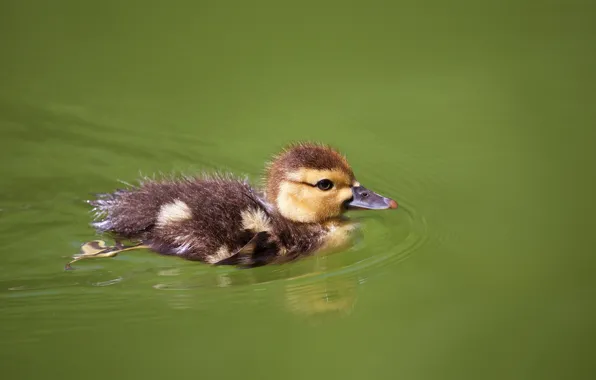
left=361, top=192, right=369, bottom=198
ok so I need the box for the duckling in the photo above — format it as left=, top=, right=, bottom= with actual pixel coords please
left=68, top=143, right=397, bottom=269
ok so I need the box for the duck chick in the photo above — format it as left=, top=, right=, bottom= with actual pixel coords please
left=71, top=143, right=397, bottom=268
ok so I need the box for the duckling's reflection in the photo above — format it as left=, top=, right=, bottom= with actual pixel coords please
left=152, top=256, right=361, bottom=321
left=284, top=274, right=358, bottom=321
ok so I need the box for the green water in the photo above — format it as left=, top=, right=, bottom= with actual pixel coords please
left=1, top=1, right=595, bottom=379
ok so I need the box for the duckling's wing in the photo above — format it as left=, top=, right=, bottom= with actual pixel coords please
left=215, top=231, right=279, bottom=268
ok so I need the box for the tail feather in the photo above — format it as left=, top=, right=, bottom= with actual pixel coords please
left=86, top=186, right=158, bottom=239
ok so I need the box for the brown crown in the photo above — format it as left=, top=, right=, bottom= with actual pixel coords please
left=265, top=142, right=354, bottom=202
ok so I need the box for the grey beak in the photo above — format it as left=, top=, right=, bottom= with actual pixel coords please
left=346, top=186, right=398, bottom=210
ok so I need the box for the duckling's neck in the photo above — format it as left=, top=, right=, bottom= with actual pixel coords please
left=267, top=210, right=357, bottom=256
left=318, top=218, right=359, bottom=253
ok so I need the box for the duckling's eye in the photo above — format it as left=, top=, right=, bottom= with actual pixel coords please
left=316, top=179, right=334, bottom=191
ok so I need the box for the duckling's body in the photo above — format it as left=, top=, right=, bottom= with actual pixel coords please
left=91, top=175, right=340, bottom=267
left=77, top=143, right=397, bottom=268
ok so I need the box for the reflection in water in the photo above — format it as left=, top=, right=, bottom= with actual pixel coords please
left=284, top=276, right=358, bottom=321
left=282, top=256, right=359, bottom=322
left=150, top=256, right=361, bottom=322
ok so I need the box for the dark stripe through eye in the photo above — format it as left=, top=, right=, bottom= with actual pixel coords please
left=316, top=179, right=334, bottom=191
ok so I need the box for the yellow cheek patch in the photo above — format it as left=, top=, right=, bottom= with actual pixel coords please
left=337, top=188, right=353, bottom=202
left=276, top=171, right=352, bottom=223
left=276, top=182, right=319, bottom=223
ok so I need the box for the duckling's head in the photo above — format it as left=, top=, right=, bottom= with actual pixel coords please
left=265, top=143, right=397, bottom=223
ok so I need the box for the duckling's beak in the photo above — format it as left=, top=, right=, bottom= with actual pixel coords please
left=346, top=186, right=398, bottom=210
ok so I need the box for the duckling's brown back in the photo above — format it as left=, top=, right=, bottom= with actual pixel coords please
left=89, top=175, right=275, bottom=264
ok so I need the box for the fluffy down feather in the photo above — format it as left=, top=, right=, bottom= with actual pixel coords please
left=89, top=174, right=326, bottom=267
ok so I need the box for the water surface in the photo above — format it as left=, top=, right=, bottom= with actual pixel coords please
left=1, top=1, right=595, bottom=379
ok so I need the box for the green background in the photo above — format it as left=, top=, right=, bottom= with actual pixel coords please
left=1, top=1, right=595, bottom=379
